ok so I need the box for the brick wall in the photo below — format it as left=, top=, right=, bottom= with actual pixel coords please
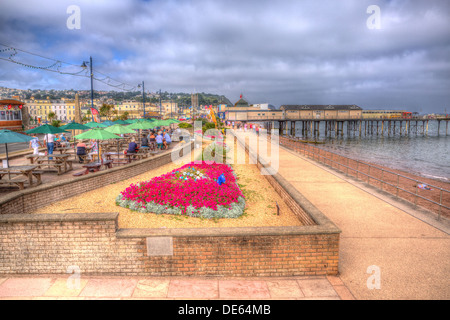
left=0, top=213, right=339, bottom=276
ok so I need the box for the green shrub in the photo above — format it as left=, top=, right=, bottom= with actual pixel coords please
left=178, top=122, right=192, bottom=129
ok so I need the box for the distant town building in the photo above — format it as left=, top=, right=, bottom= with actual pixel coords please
left=281, top=105, right=362, bottom=120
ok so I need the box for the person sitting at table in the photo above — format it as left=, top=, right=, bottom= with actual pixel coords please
left=155, top=132, right=164, bottom=150
left=88, top=139, right=98, bottom=162
left=54, top=134, right=62, bottom=148
left=60, top=133, right=68, bottom=147
left=163, top=131, right=172, bottom=149
left=127, top=138, right=138, bottom=154
left=76, top=141, right=87, bottom=163
left=140, top=134, right=149, bottom=148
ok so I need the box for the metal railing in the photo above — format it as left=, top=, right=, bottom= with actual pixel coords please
left=278, top=136, right=450, bottom=220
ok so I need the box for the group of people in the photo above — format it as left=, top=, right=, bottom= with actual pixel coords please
left=30, top=128, right=174, bottom=163
left=29, top=133, right=68, bottom=156
left=129, top=129, right=172, bottom=153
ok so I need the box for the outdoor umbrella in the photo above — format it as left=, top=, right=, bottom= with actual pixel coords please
left=25, top=124, right=69, bottom=154
left=60, top=122, right=91, bottom=154
left=102, top=120, right=115, bottom=127
left=127, top=119, right=156, bottom=130
left=25, top=124, right=68, bottom=135
left=0, top=130, right=34, bottom=171
left=60, top=122, right=90, bottom=131
left=104, top=124, right=136, bottom=155
left=74, top=128, right=122, bottom=163
left=84, top=121, right=107, bottom=128
left=113, top=119, right=128, bottom=125
left=127, top=120, right=157, bottom=144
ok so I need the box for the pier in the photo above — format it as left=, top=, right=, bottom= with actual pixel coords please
left=246, top=118, right=450, bottom=138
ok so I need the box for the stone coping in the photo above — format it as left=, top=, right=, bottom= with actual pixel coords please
left=116, top=224, right=340, bottom=238
left=0, top=212, right=118, bottom=223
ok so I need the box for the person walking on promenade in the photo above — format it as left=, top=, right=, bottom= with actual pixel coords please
left=44, top=132, right=55, bottom=159
left=29, top=133, right=41, bottom=155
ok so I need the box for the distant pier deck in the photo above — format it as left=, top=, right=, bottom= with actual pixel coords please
left=242, top=117, right=450, bottom=137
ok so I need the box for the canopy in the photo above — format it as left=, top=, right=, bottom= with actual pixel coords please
left=0, top=130, right=34, bottom=169
left=84, top=121, right=107, bottom=128
left=101, top=120, right=115, bottom=127
left=74, top=128, right=122, bottom=140
left=104, top=124, right=136, bottom=135
left=127, top=120, right=156, bottom=130
left=74, top=128, right=123, bottom=162
left=25, top=124, right=68, bottom=135
left=60, top=122, right=90, bottom=131
left=113, top=119, right=129, bottom=125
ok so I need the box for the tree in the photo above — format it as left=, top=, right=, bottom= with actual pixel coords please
left=99, top=103, right=115, bottom=120
left=119, top=111, right=129, bottom=120
left=48, top=111, right=56, bottom=122
left=51, top=120, right=62, bottom=127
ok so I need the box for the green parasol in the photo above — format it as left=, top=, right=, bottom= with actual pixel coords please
left=113, top=119, right=129, bottom=125
left=0, top=130, right=34, bottom=170
left=104, top=124, right=136, bottom=155
left=74, top=128, right=123, bottom=162
left=60, top=122, right=90, bottom=131
left=102, top=120, right=115, bottom=127
left=84, top=121, right=107, bottom=128
left=127, top=120, right=156, bottom=130
left=25, top=124, right=68, bottom=135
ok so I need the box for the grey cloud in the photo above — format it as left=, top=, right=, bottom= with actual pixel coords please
left=0, top=0, right=449, bottom=113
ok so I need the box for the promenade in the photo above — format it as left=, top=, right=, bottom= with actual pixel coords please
left=275, top=141, right=450, bottom=299
left=0, top=134, right=449, bottom=300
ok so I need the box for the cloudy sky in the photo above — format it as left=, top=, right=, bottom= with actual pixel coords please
left=0, top=0, right=449, bottom=113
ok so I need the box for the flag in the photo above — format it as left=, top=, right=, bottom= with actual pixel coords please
left=91, top=107, right=100, bottom=122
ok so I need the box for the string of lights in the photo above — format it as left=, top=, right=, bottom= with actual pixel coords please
left=0, top=42, right=140, bottom=92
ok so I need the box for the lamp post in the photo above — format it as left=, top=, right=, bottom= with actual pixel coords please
left=81, top=56, right=94, bottom=122
left=138, top=81, right=145, bottom=119
left=159, top=89, right=162, bottom=119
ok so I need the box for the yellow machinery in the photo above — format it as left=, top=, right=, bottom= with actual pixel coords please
left=209, top=107, right=218, bottom=128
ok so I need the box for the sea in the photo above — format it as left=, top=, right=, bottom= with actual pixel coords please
left=290, top=120, right=450, bottom=183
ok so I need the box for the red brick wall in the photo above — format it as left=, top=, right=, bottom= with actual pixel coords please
left=0, top=213, right=339, bottom=276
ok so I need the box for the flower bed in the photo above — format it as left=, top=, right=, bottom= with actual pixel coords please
left=116, top=161, right=245, bottom=219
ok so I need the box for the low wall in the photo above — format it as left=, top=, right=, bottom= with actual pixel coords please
left=0, top=137, right=341, bottom=276
left=0, top=213, right=339, bottom=276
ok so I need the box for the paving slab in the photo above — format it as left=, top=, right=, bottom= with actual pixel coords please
left=265, top=280, right=304, bottom=298
left=297, top=278, right=339, bottom=298
left=218, top=280, right=271, bottom=299
left=167, top=279, right=219, bottom=299
left=0, top=277, right=55, bottom=297
left=132, top=279, right=170, bottom=298
left=78, top=278, right=137, bottom=298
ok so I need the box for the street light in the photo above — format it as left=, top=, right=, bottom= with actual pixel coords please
left=81, top=56, right=94, bottom=122
left=137, top=81, right=145, bottom=119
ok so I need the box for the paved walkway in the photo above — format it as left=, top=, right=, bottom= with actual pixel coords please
left=274, top=142, right=450, bottom=300
left=0, top=275, right=349, bottom=300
